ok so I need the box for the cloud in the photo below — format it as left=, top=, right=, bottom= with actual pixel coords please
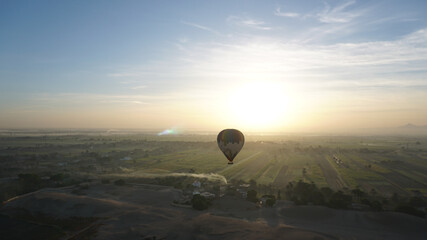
left=227, top=16, right=272, bottom=30
left=99, top=99, right=149, bottom=105
left=100, top=26, right=427, bottom=128
left=27, top=93, right=193, bottom=110
left=275, top=1, right=367, bottom=24
left=274, top=7, right=300, bottom=18
left=107, top=27, right=427, bottom=91
left=108, top=73, right=140, bottom=78
left=182, top=21, right=221, bottom=35
left=317, top=0, right=363, bottom=23
left=130, top=85, right=147, bottom=90
left=6, top=25, right=427, bottom=129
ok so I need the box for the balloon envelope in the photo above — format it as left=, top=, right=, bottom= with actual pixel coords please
left=217, top=129, right=245, bottom=164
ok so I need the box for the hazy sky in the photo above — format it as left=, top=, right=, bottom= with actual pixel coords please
left=1, top=0, right=427, bottom=132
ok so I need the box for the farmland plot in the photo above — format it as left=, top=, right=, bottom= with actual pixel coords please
left=272, top=165, right=290, bottom=187
left=334, top=153, right=409, bottom=195
left=305, top=162, right=328, bottom=187
left=381, top=171, right=426, bottom=189
left=357, top=180, right=403, bottom=196
left=318, top=155, right=346, bottom=190
left=220, top=152, right=266, bottom=181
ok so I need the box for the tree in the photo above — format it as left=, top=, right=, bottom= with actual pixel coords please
left=293, top=180, right=317, bottom=205
left=225, top=186, right=236, bottom=196
left=247, top=189, right=258, bottom=203
left=101, top=179, right=110, bottom=184
left=370, top=200, right=383, bottom=211
left=50, top=173, right=65, bottom=182
left=408, top=196, right=426, bottom=208
left=249, top=179, right=257, bottom=190
left=18, top=173, right=42, bottom=193
left=320, top=187, right=334, bottom=199
left=266, top=197, right=276, bottom=207
left=328, top=191, right=352, bottom=209
left=192, top=194, right=210, bottom=210
left=212, top=185, right=220, bottom=198
left=391, top=192, right=400, bottom=203
left=311, top=191, right=325, bottom=205
left=351, top=188, right=365, bottom=202
left=395, top=205, right=425, bottom=218
left=114, top=179, right=126, bottom=186
left=285, top=182, right=294, bottom=200
left=361, top=198, right=371, bottom=206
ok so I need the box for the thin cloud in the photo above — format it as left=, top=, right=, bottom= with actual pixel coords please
left=130, top=85, right=147, bottom=90
left=108, top=73, right=140, bottom=78
left=108, top=27, right=427, bottom=89
left=33, top=93, right=166, bottom=104
left=168, top=28, right=426, bottom=85
left=317, top=0, right=362, bottom=23
left=227, top=16, right=272, bottom=30
left=275, top=1, right=367, bottom=24
left=181, top=21, right=221, bottom=35
left=102, top=27, right=427, bottom=119
left=274, top=7, right=300, bottom=18
left=99, top=100, right=149, bottom=105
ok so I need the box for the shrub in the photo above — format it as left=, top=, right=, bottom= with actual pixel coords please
left=266, top=198, right=276, bottom=207
left=114, top=179, right=126, bottom=186
left=50, top=173, right=65, bottom=182
left=328, top=191, right=352, bottom=209
left=18, top=173, right=42, bottom=193
left=395, top=205, right=425, bottom=218
left=101, top=179, right=110, bottom=184
left=408, top=196, right=426, bottom=208
left=79, top=184, right=89, bottom=190
left=191, top=194, right=210, bottom=210
left=370, top=200, right=383, bottom=211
left=247, top=190, right=258, bottom=203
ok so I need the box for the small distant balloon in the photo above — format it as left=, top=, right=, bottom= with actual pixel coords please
left=217, top=129, right=245, bottom=164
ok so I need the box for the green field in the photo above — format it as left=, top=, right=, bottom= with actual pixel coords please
left=1, top=132, right=426, bottom=197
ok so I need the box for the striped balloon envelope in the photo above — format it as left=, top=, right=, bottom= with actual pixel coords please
left=217, top=129, right=245, bottom=164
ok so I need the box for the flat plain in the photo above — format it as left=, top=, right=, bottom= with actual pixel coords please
left=1, top=131, right=426, bottom=197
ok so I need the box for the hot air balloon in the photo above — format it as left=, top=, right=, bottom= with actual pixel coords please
left=217, top=129, right=245, bottom=164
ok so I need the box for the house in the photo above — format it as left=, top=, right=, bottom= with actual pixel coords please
left=260, top=196, right=268, bottom=205
left=200, top=192, right=216, bottom=199
left=236, top=188, right=247, bottom=199
left=236, top=183, right=250, bottom=198
left=351, top=203, right=370, bottom=210
left=120, top=156, right=132, bottom=161
left=192, top=181, right=202, bottom=195
left=192, top=181, right=201, bottom=188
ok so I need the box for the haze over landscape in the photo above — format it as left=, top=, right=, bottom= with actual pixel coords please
left=1, top=1, right=427, bottom=240
left=1, top=0, right=427, bottom=132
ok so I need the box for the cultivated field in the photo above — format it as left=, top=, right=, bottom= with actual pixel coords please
left=1, top=131, right=426, bottom=197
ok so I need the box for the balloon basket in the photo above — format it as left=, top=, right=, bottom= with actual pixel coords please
left=228, top=162, right=233, bottom=165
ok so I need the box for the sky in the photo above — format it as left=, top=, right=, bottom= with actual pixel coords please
left=1, top=0, right=427, bottom=133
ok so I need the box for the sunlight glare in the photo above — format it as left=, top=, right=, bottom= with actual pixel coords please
left=228, top=82, right=290, bottom=131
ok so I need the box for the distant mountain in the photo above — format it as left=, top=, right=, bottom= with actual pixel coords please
left=398, top=123, right=427, bottom=129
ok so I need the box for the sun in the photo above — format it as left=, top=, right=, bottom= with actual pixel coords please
left=228, top=82, right=290, bottom=131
